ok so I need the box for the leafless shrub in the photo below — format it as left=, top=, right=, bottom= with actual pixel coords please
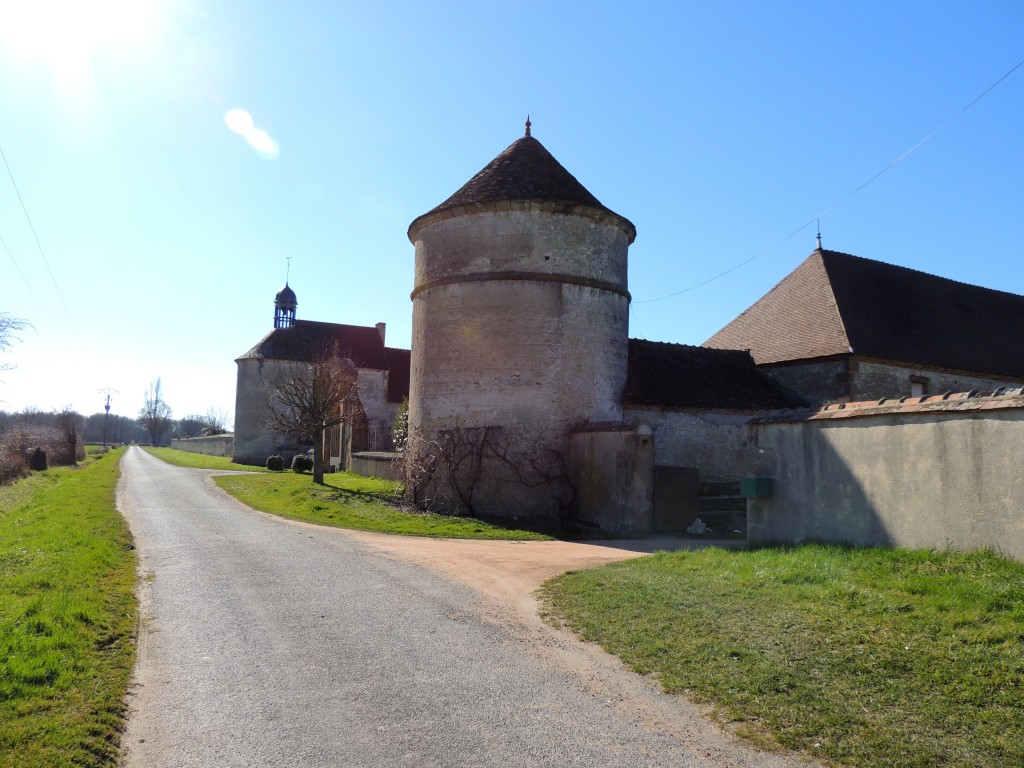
left=266, top=339, right=360, bottom=484
left=401, top=424, right=574, bottom=518
left=0, top=423, right=78, bottom=484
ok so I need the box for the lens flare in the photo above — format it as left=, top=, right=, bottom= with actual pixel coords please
left=223, top=108, right=280, bottom=160
left=224, top=108, right=254, bottom=135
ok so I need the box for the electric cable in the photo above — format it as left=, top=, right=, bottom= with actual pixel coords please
left=635, top=55, right=1024, bottom=305
left=0, top=143, right=80, bottom=337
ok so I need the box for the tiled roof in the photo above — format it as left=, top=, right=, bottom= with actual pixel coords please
left=408, top=133, right=634, bottom=238
left=384, top=347, right=411, bottom=403
left=236, top=320, right=390, bottom=370
left=623, top=339, right=803, bottom=410
left=705, top=249, right=1024, bottom=380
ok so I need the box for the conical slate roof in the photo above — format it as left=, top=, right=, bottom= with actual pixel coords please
left=705, top=249, right=1024, bottom=379
left=408, top=129, right=633, bottom=240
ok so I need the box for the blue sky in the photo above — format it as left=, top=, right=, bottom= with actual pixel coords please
left=0, top=1, right=1021, bottom=425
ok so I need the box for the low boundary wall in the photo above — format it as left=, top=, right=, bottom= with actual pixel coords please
left=351, top=451, right=403, bottom=481
left=749, top=389, right=1024, bottom=561
left=170, top=434, right=234, bottom=457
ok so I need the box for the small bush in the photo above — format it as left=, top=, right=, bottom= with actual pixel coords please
left=29, top=448, right=47, bottom=471
left=291, top=453, right=313, bottom=473
left=0, top=424, right=78, bottom=484
left=265, top=455, right=284, bottom=471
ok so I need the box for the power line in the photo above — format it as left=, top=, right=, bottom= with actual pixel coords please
left=0, top=229, right=52, bottom=321
left=0, top=143, right=80, bottom=336
left=635, top=54, right=1024, bottom=305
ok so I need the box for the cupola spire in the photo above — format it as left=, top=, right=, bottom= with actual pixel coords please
left=273, top=257, right=297, bottom=328
left=525, top=115, right=531, bottom=137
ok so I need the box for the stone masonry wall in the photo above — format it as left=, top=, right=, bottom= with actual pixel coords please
left=408, top=207, right=631, bottom=519
left=761, top=357, right=1024, bottom=407
left=623, top=407, right=759, bottom=481
left=849, top=359, right=1023, bottom=402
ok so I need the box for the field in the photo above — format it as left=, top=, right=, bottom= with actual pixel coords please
left=0, top=448, right=136, bottom=768
left=541, top=544, right=1024, bottom=767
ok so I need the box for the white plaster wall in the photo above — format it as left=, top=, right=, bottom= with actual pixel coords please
left=750, top=408, right=1024, bottom=561
left=233, top=358, right=311, bottom=465
left=171, top=435, right=233, bottom=457
left=570, top=427, right=654, bottom=534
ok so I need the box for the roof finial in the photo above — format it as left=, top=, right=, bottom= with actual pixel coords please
left=525, top=114, right=531, bottom=137
left=815, top=221, right=822, bottom=251
left=285, top=254, right=292, bottom=283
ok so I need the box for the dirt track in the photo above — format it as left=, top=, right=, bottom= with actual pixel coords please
left=343, top=530, right=722, bottom=622
left=343, top=530, right=815, bottom=767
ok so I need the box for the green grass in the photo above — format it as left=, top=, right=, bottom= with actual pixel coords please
left=540, top=545, right=1024, bottom=768
left=0, top=447, right=136, bottom=768
left=214, top=471, right=553, bottom=540
left=143, top=446, right=268, bottom=471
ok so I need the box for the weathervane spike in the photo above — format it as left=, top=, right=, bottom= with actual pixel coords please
left=525, top=115, right=531, bottom=137
left=286, top=254, right=292, bottom=283
left=815, top=221, right=822, bottom=251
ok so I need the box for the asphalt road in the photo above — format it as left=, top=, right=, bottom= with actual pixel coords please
left=117, top=447, right=812, bottom=767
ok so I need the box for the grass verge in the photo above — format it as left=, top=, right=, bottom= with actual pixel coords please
left=214, top=471, right=553, bottom=540
left=0, top=447, right=136, bottom=768
left=540, top=544, right=1024, bottom=768
left=143, top=446, right=267, bottom=472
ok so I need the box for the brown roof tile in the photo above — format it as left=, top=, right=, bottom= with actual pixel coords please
left=705, top=249, right=1024, bottom=380
left=236, top=320, right=390, bottom=370
left=704, top=250, right=850, bottom=363
left=623, top=339, right=804, bottom=410
left=408, top=134, right=634, bottom=239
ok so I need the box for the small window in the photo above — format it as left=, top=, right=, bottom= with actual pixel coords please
left=910, top=376, right=928, bottom=398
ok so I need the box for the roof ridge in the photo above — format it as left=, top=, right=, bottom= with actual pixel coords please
left=815, top=250, right=853, bottom=353
left=819, top=248, right=1024, bottom=299
left=632, top=338, right=753, bottom=357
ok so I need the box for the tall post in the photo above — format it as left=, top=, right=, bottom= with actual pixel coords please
left=99, top=388, right=118, bottom=449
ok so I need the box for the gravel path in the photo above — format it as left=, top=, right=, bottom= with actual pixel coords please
left=117, top=446, right=816, bottom=767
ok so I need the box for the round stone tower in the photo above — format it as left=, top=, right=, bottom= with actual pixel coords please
left=406, top=122, right=635, bottom=519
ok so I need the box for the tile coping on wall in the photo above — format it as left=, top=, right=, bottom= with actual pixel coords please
left=751, top=386, right=1024, bottom=423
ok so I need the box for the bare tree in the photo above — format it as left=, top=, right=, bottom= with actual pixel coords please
left=203, top=406, right=229, bottom=435
left=403, top=424, right=575, bottom=518
left=138, top=378, right=173, bottom=446
left=266, top=341, right=359, bottom=484
left=0, top=313, right=30, bottom=375
left=175, top=415, right=207, bottom=438
left=55, top=407, right=82, bottom=465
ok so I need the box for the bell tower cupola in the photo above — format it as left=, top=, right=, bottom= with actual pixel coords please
left=273, top=283, right=297, bottom=328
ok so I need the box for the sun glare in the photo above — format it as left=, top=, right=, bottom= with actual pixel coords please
left=225, top=108, right=281, bottom=161
left=0, top=0, right=161, bottom=85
